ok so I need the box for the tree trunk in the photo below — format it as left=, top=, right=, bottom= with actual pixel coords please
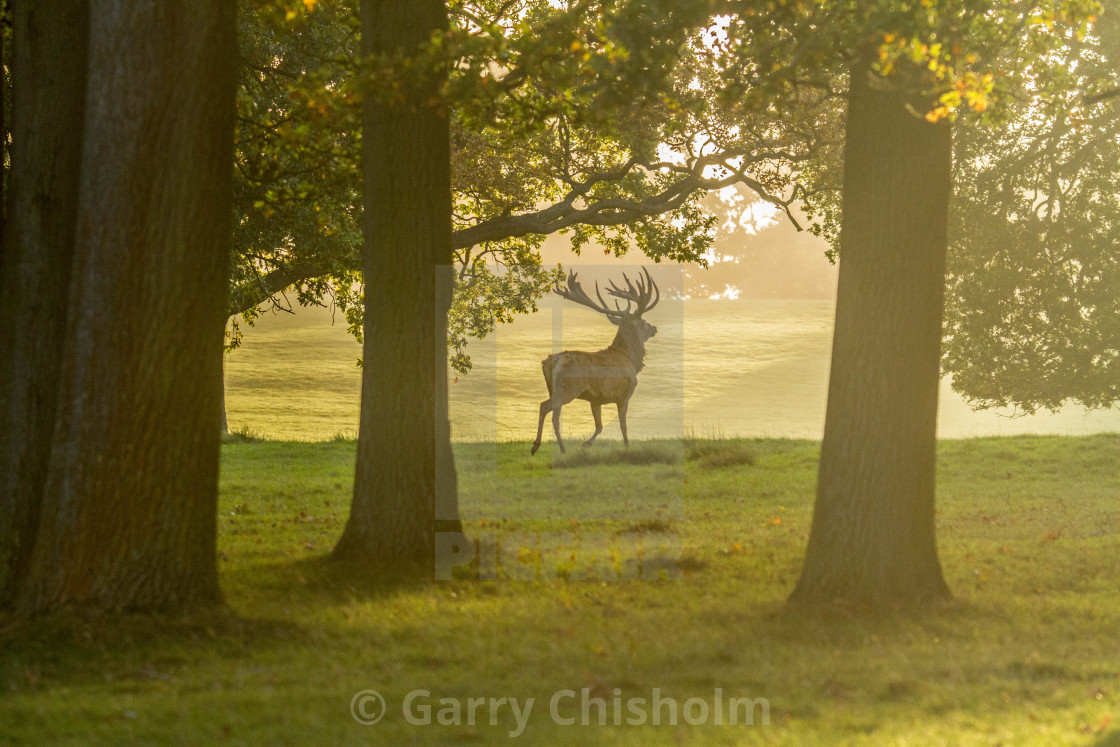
left=789, top=59, right=953, bottom=608
left=332, top=0, right=462, bottom=572
left=220, top=352, right=230, bottom=437
left=0, top=0, right=7, bottom=234
left=0, top=0, right=90, bottom=607
left=12, top=1, right=235, bottom=614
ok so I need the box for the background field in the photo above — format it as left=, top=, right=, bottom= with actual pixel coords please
left=3, top=435, right=1119, bottom=744
left=225, top=298, right=1120, bottom=443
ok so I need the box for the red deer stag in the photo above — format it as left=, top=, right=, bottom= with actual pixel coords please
left=531, top=268, right=660, bottom=455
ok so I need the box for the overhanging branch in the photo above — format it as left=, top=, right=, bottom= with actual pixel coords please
left=1085, top=86, right=1120, bottom=105
left=455, top=150, right=805, bottom=246
left=230, top=150, right=807, bottom=313
left=228, top=259, right=332, bottom=317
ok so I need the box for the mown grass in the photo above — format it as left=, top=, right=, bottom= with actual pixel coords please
left=547, top=438, right=756, bottom=469
left=3, top=435, right=1120, bottom=745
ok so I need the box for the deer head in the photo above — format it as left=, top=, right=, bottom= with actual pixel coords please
left=554, top=267, right=660, bottom=345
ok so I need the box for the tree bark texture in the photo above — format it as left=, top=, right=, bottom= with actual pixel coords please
left=0, top=0, right=90, bottom=606
left=220, top=351, right=229, bottom=437
left=789, top=59, right=953, bottom=607
left=332, top=0, right=463, bottom=571
left=12, top=1, right=235, bottom=613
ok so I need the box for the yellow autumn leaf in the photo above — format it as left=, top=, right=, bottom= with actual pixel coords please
left=303, top=0, right=318, bottom=10
left=939, top=90, right=962, bottom=109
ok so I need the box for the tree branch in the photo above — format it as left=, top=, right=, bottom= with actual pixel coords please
left=228, top=259, right=332, bottom=317
left=230, top=151, right=807, bottom=314
left=1085, top=86, right=1120, bottom=105
left=454, top=150, right=804, bottom=246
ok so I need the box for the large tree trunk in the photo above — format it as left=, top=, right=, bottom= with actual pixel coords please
left=0, top=1, right=7, bottom=234
left=332, top=0, right=462, bottom=572
left=789, top=59, right=953, bottom=607
left=0, top=0, right=90, bottom=607
left=220, top=351, right=230, bottom=437
left=12, top=1, right=235, bottom=614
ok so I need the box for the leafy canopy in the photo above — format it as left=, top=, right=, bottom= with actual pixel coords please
left=231, top=0, right=836, bottom=372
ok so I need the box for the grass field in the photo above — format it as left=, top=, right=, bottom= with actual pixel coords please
left=3, top=435, right=1120, bottom=745
left=223, top=301, right=1120, bottom=442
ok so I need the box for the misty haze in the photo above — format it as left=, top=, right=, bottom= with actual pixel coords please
left=225, top=218, right=1120, bottom=443
left=4, top=2, right=1119, bottom=744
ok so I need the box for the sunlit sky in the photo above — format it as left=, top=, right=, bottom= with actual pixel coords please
left=537, top=190, right=838, bottom=301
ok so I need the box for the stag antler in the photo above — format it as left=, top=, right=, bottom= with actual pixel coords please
left=554, top=268, right=660, bottom=318
left=554, top=270, right=626, bottom=319
left=605, top=267, right=659, bottom=317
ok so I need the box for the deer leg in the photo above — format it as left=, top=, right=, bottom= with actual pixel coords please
left=617, top=399, right=630, bottom=447
left=531, top=399, right=552, bottom=455
left=551, top=404, right=566, bottom=453
left=584, top=402, right=603, bottom=447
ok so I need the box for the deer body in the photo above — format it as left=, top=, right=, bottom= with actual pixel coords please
left=531, top=269, right=659, bottom=455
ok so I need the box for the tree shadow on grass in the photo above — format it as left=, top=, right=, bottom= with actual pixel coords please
left=229, top=552, right=452, bottom=608
left=0, top=604, right=307, bottom=695
left=760, top=594, right=1001, bottom=646
left=0, top=551, right=437, bottom=698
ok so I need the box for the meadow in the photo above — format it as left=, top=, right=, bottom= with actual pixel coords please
left=223, top=298, right=1120, bottom=443
left=2, top=434, right=1119, bottom=745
